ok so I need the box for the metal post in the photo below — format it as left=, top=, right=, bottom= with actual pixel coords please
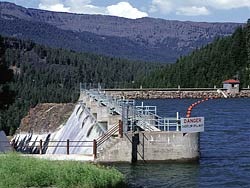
left=39, top=139, right=43, bottom=155
left=164, top=119, right=166, bottom=131
left=142, top=133, right=144, bottom=160
left=93, top=139, right=97, bottom=159
left=119, top=120, right=123, bottom=138
left=67, top=139, right=70, bottom=155
left=176, top=112, right=179, bottom=131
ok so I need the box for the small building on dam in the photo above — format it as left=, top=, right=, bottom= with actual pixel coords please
left=10, top=84, right=204, bottom=163
left=223, top=79, right=240, bottom=93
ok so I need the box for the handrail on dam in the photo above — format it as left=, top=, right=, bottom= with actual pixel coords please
left=85, top=88, right=135, bottom=115
left=11, top=139, right=95, bottom=155
left=81, top=85, right=181, bottom=133
left=135, top=104, right=180, bottom=131
left=96, top=124, right=119, bottom=147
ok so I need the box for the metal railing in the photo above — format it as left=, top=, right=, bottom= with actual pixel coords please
left=96, top=124, right=119, bottom=147
left=11, top=139, right=95, bottom=155
left=81, top=86, right=182, bottom=132
left=85, top=88, right=135, bottom=115
left=134, top=107, right=180, bottom=131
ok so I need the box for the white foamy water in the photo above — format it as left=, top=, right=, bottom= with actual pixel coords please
left=46, top=103, right=105, bottom=154
left=13, top=103, right=105, bottom=155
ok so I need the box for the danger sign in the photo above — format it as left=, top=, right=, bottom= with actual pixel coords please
left=181, top=117, right=204, bottom=133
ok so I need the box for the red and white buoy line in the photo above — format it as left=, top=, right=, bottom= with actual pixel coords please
left=186, top=96, right=219, bottom=118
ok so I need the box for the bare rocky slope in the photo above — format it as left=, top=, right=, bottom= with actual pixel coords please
left=18, top=103, right=74, bottom=134
left=0, top=2, right=243, bottom=62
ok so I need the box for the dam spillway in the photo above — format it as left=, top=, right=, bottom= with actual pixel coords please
left=46, top=103, right=105, bottom=154
left=11, top=85, right=204, bottom=162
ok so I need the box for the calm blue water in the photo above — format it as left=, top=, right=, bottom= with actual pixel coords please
left=115, top=98, right=250, bottom=188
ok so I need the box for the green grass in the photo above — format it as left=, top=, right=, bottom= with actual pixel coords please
left=0, top=153, right=125, bottom=188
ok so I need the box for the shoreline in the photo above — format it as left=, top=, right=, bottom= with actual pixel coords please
left=104, top=89, right=250, bottom=99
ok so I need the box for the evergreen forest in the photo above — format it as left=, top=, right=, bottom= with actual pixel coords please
left=140, top=20, right=250, bottom=88
left=0, top=36, right=161, bottom=135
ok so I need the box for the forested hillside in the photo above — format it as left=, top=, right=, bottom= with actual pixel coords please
left=0, top=36, right=161, bottom=135
left=140, top=21, right=250, bottom=88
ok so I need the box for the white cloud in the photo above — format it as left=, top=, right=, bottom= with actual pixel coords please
left=205, top=0, right=250, bottom=9
left=176, top=6, right=210, bottom=16
left=38, top=0, right=148, bottom=19
left=38, top=3, right=70, bottom=12
left=149, top=0, right=250, bottom=16
left=150, top=0, right=173, bottom=14
left=63, top=0, right=105, bottom=14
left=107, top=2, right=148, bottom=19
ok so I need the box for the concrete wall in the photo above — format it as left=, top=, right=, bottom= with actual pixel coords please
left=0, top=131, right=12, bottom=152
left=137, top=132, right=199, bottom=162
left=97, top=136, right=132, bottom=162
left=97, top=131, right=199, bottom=163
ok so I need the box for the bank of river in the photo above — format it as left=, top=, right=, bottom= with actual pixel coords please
left=115, top=98, right=250, bottom=188
left=0, top=153, right=125, bottom=188
left=105, top=89, right=250, bottom=99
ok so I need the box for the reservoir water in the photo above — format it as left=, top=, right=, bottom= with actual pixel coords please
left=115, top=98, right=250, bottom=188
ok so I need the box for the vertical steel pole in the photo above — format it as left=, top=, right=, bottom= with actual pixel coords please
left=93, top=139, right=97, bottom=160
left=39, top=139, right=43, bottom=155
left=119, top=120, right=123, bottom=138
left=142, top=133, right=145, bottom=160
left=67, top=139, right=70, bottom=155
left=176, top=112, right=179, bottom=131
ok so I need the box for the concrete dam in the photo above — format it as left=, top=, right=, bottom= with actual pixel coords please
left=11, top=85, right=204, bottom=163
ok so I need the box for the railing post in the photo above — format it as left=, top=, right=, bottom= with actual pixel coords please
left=93, top=139, right=97, bottom=160
left=176, top=112, right=179, bottom=131
left=39, top=139, right=43, bottom=155
left=67, top=139, right=70, bottom=155
left=119, top=120, right=123, bottom=138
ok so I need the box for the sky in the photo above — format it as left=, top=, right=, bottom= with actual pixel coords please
left=1, top=0, right=250, bottom=23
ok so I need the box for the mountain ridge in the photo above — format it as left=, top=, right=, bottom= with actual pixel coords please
left=0, top=2, right=244, bottom=62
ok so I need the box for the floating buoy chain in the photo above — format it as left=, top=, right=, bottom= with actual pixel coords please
left=186, top=96, right=218, bottom=118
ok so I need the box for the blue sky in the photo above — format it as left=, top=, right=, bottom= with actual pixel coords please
left=1, top=0, right=250, bottom=23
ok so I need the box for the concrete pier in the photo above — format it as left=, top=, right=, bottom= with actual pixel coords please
left=97, top=132, right=199, bottom=163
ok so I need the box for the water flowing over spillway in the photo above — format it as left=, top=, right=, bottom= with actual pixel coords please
left=13, top=102, right=105, bottom=155
left=46, top=103, right=105, bottom=154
